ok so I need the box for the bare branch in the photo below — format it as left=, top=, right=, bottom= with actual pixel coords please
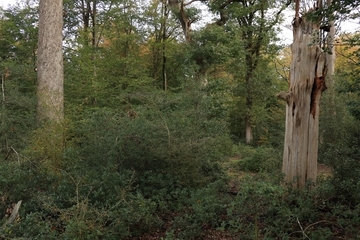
left=277, top=91, right=291, bottom=102
left=184, top=0, right=199, bottom=6
left=296, top=218, right=311, bottom=240
left=274, top=60, right=290, bottom=84
left=1, top=200, right=22, bottom=230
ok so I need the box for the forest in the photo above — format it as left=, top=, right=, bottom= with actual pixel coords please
left=1, top=0, right=360, bottom=239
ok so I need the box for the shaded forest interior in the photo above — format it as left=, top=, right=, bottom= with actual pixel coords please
left=1, top=0, right=360, bottom=239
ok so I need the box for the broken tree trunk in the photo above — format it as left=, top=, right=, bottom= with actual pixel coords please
left=278, top=5, right=328, bottom=189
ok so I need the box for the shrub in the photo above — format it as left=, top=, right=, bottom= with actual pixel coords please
left=232, top=145, right=282, bottom=173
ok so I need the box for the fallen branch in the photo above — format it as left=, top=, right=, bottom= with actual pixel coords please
left=1, top=200, right=22, bottom=230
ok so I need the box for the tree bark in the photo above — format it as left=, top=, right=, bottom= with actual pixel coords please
left=168, top=0, right=192, bottom=42
left=162, top=0, right=168, bottom=91
left=91, top=0, right=97, bottom=47
left=1, top=73, right=8, bottom=152
left=326, top=0, right=335, bottom=83
left=37, top=0, right=64, bottom=124
left=236, top=0, right=265, bottom=144
left=278, top=5, right=327, bottom=189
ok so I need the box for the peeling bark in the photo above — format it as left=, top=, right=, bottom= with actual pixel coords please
left=280, top=6, right=328, bottom=189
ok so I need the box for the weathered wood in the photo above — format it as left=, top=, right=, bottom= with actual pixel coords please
left=280, top=6, right=328, bottom=189
left=1, top=200, right=22, bottom=229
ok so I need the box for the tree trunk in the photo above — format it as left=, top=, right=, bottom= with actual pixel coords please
left=91, top=0, right=97, bottom=47
left=37, top=0, right=64, bottom=124
left=278, top=5, right=327, bottom=189
left=1, top=73, right=8, bottom=152
left=245, top=75, right=253, bottom=144
left=326, top=0, right=335, bottom=85
left=168, top=0, right=192, bottom=42
left=245, top=117, right=253, bottom=144
left=162, top=0, right=168, bottom=91
left=236, top=0, right=266, bottom=144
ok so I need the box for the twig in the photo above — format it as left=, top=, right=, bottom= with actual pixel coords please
left=290, top=219, right=342, bottom=239
left=10, top=146, right=20, bottom=164
left=297, top=217, right=311, bottom=240
left=303, top=220, right=341, bottom=232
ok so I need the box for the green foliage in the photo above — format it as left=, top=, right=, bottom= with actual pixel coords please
left=319, top=42, right=360, bottom=207
left=3, top=1, right=360, bottom=239
left=74, top=87, right=231, bottom=189
left=228, top=57, right=286, bottom=146
left=170, top=180, right=230, bottom=239
left=0, top=4, right=37, bottom=160
left=190, top=26, right=232, bottom=70
left=0, top=164, right=158, bottom=239
left=321, top=136, right=360, bottom=206
left=231, top=144, right=282, bottom=173
left=0, top=85, right=232, bottom=238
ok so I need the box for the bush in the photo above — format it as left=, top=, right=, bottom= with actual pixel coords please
left=170, top=180, right=230, bottom=239
left=232, top=145, right=282, bottom=173
left=1, top=88, right=232, bottom=239
left=72, top=89, right=231, bottom=190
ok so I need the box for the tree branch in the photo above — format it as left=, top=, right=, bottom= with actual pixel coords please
left=184, top=0, right=199, bottom=6
left=277, top=91, right=291, bottom=102
left=1, top=200, right=22, bottom=230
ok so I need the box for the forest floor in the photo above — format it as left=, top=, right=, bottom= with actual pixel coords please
left=317, top=163, right=332, bottom=177
left=133, top=161, right=335, bottom=240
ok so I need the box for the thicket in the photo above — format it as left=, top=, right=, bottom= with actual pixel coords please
left=1, top=73, right=360, bottom=239
left=1, top=1, right=360, bottom=239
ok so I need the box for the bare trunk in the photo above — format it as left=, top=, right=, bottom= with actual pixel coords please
left=179, top=1, right=191, bottom=42
left=237, top=1, right=265, bottom=144
left=1, top=74, right=8, bottom=151
left=36, top=0, right=64, bottom=169
left=37, top=0, right=64, bottom=124
left=245, top=76, right=253, bottom=144
left=278, top=8, right=327, bottom=189
left=162, top=0, right=168, bottom=91
left=326, top=0, right=335, bottom=84
left=245, top=117, right=253, bottom=144
left=168, top=0, right=191, bottom=42
left=91, top=0, right=97, bottom=47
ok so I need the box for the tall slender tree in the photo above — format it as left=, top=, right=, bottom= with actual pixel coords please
left=209, top=0, right=288, bottom=144
left=161, top=0, right=168, bottom=91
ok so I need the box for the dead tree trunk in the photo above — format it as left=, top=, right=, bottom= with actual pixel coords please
left=278, top=2, right=328, bottom=189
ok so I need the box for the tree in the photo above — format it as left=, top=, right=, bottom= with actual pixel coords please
left=277, top=0, right=330, bottom=189
left=144, top=0, right=175, bottom=90
left=168, top=0, right=204, bottom=42
left=37, top=0, right=64, bottom=124
left=209, top=0, right=288, bottom=144
left=0, top=3, right=38, bottom=159
left=235, top=0, right=268, bottom=144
